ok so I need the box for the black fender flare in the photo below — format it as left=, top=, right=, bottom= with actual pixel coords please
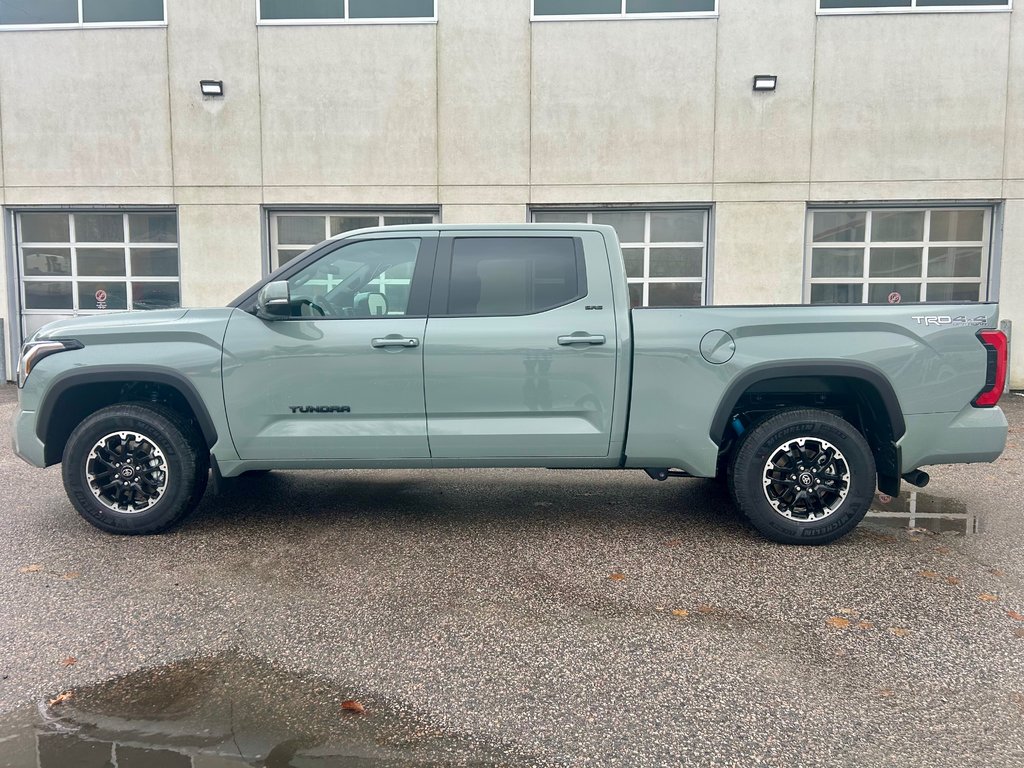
left=709, top=361, right=906, bottom=446
left=37, top=366, right=219, bottom=449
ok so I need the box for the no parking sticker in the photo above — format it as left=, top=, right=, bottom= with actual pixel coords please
left=888, top=292, right=902, bottom=304
left=95, top=289, right=107, bottom=310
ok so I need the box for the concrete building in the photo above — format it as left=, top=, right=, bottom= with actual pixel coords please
left=1, top=0, right=1022, bottom=387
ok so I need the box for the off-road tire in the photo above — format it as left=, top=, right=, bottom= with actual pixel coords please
left=728, top=409, right=876, bottom=545
left=62, top=403, right=209, bottom=535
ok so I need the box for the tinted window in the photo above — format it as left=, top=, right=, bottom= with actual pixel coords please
left=448, top=238, right=583, bottom=316
left=0, top=0, right=77, bottom=25
left=82, top=0, right=164, bottom=22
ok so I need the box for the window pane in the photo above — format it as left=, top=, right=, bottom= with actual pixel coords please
left=650, top=211, right=704, bottom=242
left=623, top=248, right=644, bottom=278
left=533, top=211, right=588, bottom=224
left=278, top=216, right=326, bottom=245
left=628, top=283, right=643, bottom=308
left=868, top=247, right=921, bottom=278
left=75, top=213, right=124, bottom=243
left=811, top=248, right=863, bottom=278
left=592, top=211, right=645, bottom=244
left=927, top=247, right=982, bottom=279
left=449, top=237, right=579, bottom=316
left=534, top=0, right=621, bottom=14
left=288, top=239, right=420, bottom=318
left=0, top=0, right=78, bottom=24
left=871, top=211, right=925, bottom=242
left=20, top=213, right=70, bottom=243
left=24, top=282, right=73, bottom=309
left=918, top=0, right=1008, bottom=5
left=627, top=0, right=715, bottom=12
left=649, top=247, right=702, bottom=278
left=128, top=213, right=177, bottom=244
left=383, top=215, right=434, bottom=227
left=349, top=0, right=434, bottom=18
left=78, top=281, right=128, bottom=311
left=812, top=212, right=866, bottom=243
left=82, top=0, right=164, bottom=23
left=820, top=0, right=911, bottom=7
left=868, top=283, right=920, bottom=304
left=810, top=284, right=862, bottom=304
left=78, top=248, right=127, bottom=277
left=926, top=283, right=981, bottom=302
left=279, top=249, right=306, bottom=266
left=132, top=282, right=181, bottom=310
left=930, top=210, right=985, bottom=242
left=23, top=248, right=71, bottom=277
left=648, top=282, right=701, bottom=307
left=131, top=248, right=179, bottom=277
left=260, top=0, right=343, bottom=19
left=330, top=216, right=378, bottom=236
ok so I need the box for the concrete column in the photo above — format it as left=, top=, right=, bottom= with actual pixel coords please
left=712, top=201, right=806, bottom=307
left=178, top=205, right=263, bottom=309
left=441, top=205, right=528, bottom=225
left=999, top=199, right=1024, bottom=389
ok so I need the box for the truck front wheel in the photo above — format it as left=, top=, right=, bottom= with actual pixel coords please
left=729, top=409, right=876, bottom=545
left=62, top=403, right=209, bottom=535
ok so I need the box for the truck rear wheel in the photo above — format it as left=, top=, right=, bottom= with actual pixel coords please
left=62, top=403, right=208, bottom=535
left=728, top=409, right=876, bottom=545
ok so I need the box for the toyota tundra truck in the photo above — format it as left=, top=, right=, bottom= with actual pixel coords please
left=11, top=224, right=1010, bottom=544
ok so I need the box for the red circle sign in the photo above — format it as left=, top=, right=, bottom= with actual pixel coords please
left=888, top=292, right=902, bottom=304
left=95, top=289, right=107, bottom=302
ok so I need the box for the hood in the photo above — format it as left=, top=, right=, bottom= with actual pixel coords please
left=32, top=309, right=192, bottom=341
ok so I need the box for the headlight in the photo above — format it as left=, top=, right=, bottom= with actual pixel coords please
left=16, top=339, right=83, bottom=389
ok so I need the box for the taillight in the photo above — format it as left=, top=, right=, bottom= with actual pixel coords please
left=972, top=329, right=1008, bottom=408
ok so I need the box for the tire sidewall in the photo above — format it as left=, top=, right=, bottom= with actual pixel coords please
left=63, top=409, right=195, bottom=534
left=736, top=414, right=876, bottom=545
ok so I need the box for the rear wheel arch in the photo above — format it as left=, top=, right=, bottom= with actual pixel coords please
left=37, top=368, right=218, bottom=466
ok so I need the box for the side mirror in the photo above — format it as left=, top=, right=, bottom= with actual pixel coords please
left=255, top=281, right=292, bottom=320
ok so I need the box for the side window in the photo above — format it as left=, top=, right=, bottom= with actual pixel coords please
left=448, top=237, right=585, bottom=316
left=287, top=238, right=421, bottom=318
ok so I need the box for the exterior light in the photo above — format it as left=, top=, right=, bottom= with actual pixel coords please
left=753, top=75, right=778, bottom=92
left=200, top=80, right=224, bottom=97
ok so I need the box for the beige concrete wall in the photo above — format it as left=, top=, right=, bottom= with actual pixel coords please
left=441, top=204, right=528, bottom=224
left=178, top=204, right=263, bottom=309
left=999, top=199, right=1024, bottom=386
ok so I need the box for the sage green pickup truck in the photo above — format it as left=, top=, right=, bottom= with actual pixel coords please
left=12, top=224, right=1009, bottom=544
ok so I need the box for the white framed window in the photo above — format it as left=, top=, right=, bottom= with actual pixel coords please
left=532, top=207, right=710, bottom=307
left=16, top=209, right=180, bottom=338
left=818, top=0, right=1010, bottom=15
left=804, top=207, right=994, bottom=305
left=0, top=0, right=166, bottom=29
left=257, top=0, right=436, bottom=25
left=268, top=210, right=438, bottom=270
left=532, top=0, right=717, bottom=20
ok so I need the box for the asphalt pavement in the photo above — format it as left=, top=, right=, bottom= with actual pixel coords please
left=1, top=384, right=1022, bottom=767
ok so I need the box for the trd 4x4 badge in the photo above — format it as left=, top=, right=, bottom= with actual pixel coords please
left=912, top=315, right=989, bottom=327
left=289, top=405, right=352, bottom=414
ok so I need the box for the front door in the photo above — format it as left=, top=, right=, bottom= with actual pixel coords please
left=222, top=235, right=436, bottom=461
left=423, top=232, right=619, bottom=459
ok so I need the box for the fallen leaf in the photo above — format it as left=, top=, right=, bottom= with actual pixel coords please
left=826, top=617, right=851, bottom=629
left=917, top=570, right=938, bottom=579
left=60, top=657, right=76, bottom=667
left=1014, top=628, right=1024, bottom=639
left=946, top=576, right=962, bottom=585
left=607, top=572, right=625, bottom=581
left=878, top=688, right=894, bottom=698
left=17, top=564, right=42, bottom=574
left=671, top=609, right=689, bottom=618
left=857, top=620, right=875, bottom=630
left=979, top=593, right=999, bottom=603
left=341, top=699, right=365, bottom=714
left=1007, top=610, right=1024, bottom=622
left=47, top=692, right=73, bottom=707
left=63, top=572, right=79, bottom=580
left=697, top=604, right=715, bottom=614
left=936, top=546, right=952, bottom=555
left=990, top=568, right=1006, bottom=577
left=889, top=627, right=911, bottom=637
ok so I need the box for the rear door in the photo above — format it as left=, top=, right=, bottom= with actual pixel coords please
left=423, top=230, right=618, bottom=459
left=222, top=235, right=436, bottom=460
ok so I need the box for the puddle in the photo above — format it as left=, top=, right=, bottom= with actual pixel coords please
left=0, top=652, right=522, bottom=767
left=866, top=491, right=979, bottom=535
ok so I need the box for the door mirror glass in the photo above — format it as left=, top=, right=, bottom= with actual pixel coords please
left=255, top=280, right=292, bottom=320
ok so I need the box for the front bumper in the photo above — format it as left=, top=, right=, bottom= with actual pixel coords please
left=899, top=405, right=1009, bottom=472
left=11, top=409, right=46, bottom=468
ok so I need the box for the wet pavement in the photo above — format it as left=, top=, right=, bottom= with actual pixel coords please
left=1, top=385, right=1023, bottom=767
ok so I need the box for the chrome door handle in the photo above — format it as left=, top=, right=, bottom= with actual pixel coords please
left=557, top=333, right=606, bottom=346
left=371, top=337, right=419, bottom=348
